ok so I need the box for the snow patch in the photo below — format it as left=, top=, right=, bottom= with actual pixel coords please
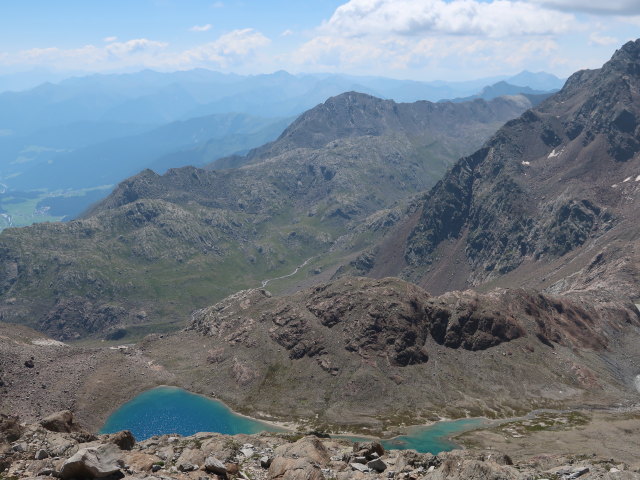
left=624, top=176, right=632, bottom=183
left=548, top=148, right=562, bottom=159
left=635, top=374, right=640, bottom=393
left=521, top=161, right=531, bottom=166
left=612, top=184, right=619, bottom=188
left=32, top=338, right=67, bottom=347
left=636, top=175, right=640, bottom=182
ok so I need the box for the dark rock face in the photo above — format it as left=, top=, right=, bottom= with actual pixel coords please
left=402, top=40, right=640, bottom=289
left=40, top=298, right=128, bottom=341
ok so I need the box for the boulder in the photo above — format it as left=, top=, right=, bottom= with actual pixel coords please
left=34, top=449, right=48, bottom=460
left=178, top=462, right=198, bottom=472
left=350, top=462, right=369, bottom=473
left=261, top=456, right=273, bottom=468
left=269, top=457, right=325, bottom=480
left=59, top=443, right=124, bottom=479
left=268, top=436, right=332, bottom=480
left=367, top=458, right=387, bottom=472
left=40, top=410, right=76, bottom=433
left=177, top=448, right=205, bottom=471
left=273, top=436, right=330, bottom=465
left=109, top=431, right=135, bottom=450
left=204, top=456, right=227, bottom=476
left=353, top=441, right=384, bottom=461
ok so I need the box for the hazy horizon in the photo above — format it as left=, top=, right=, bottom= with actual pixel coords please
left=1, top=0, right=638, bottom=84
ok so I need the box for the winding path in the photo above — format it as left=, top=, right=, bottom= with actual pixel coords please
left=261, top=256, right=315, bottom=288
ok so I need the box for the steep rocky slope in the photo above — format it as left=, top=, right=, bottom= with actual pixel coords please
left=0, top=93, right=531, bottom=340
left=360, top=40, right=640, bottom=302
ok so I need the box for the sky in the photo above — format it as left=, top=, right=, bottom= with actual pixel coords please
left=0, top=0, right=639, bottom=81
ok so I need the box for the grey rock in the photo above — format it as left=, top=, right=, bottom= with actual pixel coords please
left=178, top=462, right=197, bottom=472
left=566, top=467, right=590, bottom=479
left=34, top=449, right=48, bottom=460
left=204, top=456, right=227, bottom=476
left=37, top=468, right=56, bottom=476
left=12, top=442, right=27, bottom=453
left=350, top=462, right=370, bottom=473
left=367, top=458, right=387, bottom=473
left=240, top=447, right=254, bottom=458
left=59, top=443, right=124, bottom=479
left=353, top=456, right=367, bottom=464
left=260, top=455, right=272, bottom=468
left=151, top=464, right=162, bottom=473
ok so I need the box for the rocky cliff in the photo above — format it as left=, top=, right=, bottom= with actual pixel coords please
left=375, top=40, right=640, bottom=301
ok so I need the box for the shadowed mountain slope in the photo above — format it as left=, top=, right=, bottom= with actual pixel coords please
left=350, top=40, right=640, bottom=304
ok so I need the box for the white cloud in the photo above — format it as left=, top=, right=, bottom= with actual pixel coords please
left=292, top=34, right=560, bottom=77
left=280, top=29, right=294, bottom=37
left=190, top=24, right=212, bottom=32
left=322, top=0, right=575, bottom=39
left=103, top=36, right=118, bottom=43
left=180, top=29, right=271, bottom=67
left=530, top=0, right=640, bottom=15
left=1, top=30, right=271, bottom=72
left=589, top=32, right=618, bottom=46
left=291, top=0, right=575, bottom=77
left=211, top=1, right=224, bottom=7
left=105, top=38, right=168, bottom=57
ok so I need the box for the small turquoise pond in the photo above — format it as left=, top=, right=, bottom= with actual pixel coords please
left=337, top=418, right=484, bottom=454
left=100, top=386, right=485, bottom=453
left=100, top=386, right=284, bottom=440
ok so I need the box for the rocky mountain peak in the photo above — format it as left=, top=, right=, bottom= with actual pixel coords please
left=604, top=39, right=640, bottom=75
left=390, top=39, right=640, bottom=296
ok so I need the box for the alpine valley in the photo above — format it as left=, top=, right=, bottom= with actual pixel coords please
left=2, top=40, right=640, bottom=480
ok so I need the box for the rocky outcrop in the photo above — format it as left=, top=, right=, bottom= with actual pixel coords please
left=40, top=411, right=78, bottom=434
left=1, top=419, right=639, bottom=480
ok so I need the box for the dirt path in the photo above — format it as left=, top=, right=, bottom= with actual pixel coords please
left=260, top=256, right=315, bottom=288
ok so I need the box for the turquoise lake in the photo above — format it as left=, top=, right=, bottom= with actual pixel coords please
left=99, top=386, right=284, bottom=440
left=100, top=386, right=485, bottom=453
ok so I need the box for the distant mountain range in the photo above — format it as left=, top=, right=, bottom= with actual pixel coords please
left=0, top=68, right=564, bottom=225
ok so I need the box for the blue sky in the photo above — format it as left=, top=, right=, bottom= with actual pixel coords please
left=0, top=0, right=639, bottom=81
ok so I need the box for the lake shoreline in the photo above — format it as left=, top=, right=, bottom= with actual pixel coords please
left=100, top=385, right=494, bottom=453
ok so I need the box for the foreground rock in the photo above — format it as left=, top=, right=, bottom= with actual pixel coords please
left=1, top=418, right=639, bottom=480
left=59, top=444, right=124, bottom=479
left=40, top=411, right=78, bottom=434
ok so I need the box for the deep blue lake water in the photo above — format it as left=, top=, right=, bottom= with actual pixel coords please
left=100, top=386, right=485, bottom=452
left=99, top=386, right=284, bottom=440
